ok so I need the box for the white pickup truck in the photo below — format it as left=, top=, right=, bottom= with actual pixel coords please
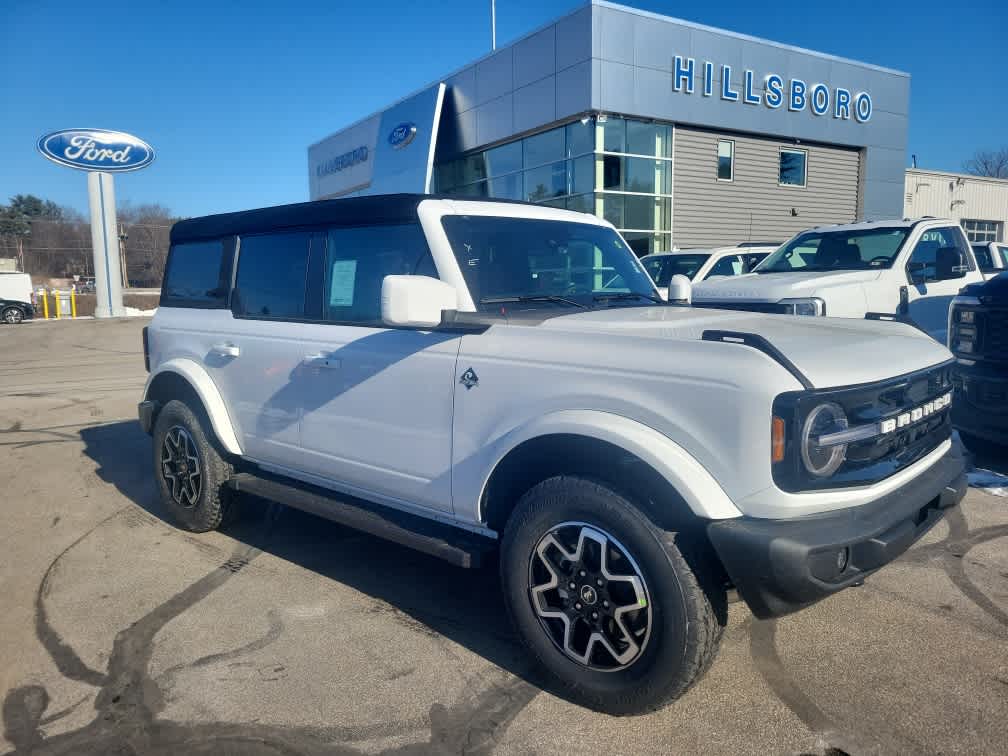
left=139, top=196, right=965, bottom=714
left=692, top=219, right=985, bottom=342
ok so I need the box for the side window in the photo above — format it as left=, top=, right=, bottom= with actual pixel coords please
left=908, top=227, right=974, bottom=282
left=162, top=239, right=226, bottom=307
left=324, top=224, right=435, bottom=324
left=972, top=244, right=994, bottom=271
left=779, top=148, right=807, bottom=187
left=234, top=232, right=310, bottom=319
left=716, top=140, right=734, bottom=181
left=997, top=246, right=1008, bottom=267
left=706, top=255, right=743, bottom=278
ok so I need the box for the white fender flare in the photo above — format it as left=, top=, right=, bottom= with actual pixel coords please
left=476, top=410, right=742, bottom=521
left=142, top=358, right=243, bottom=456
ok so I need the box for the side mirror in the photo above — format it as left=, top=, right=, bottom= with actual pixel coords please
left=667, top=274, right=692, bottom=305
left=935, top=247, right=967, bottom=280
left=381, top=275, right=457, bottom=328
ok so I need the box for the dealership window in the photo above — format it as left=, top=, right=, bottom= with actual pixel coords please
left=717, top=140, right=734, bottom=181
left=962, top=219, right=1001, bottom=243
left=779, top=148, right=807, bottom=187
left=434, top=116, right=675, bottom=257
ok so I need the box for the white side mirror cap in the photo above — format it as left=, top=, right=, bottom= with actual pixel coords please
left=381, top=275, right=457, bottom=328
left=667, top=274, right=692, bottom=305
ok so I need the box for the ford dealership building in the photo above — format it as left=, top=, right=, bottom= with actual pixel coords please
left=308, top=0, right=910, bottom=254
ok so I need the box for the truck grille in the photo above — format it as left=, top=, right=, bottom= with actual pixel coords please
left=693, top=301, right=788, bottom=314
left=950, top=302, right=1008, bottom=362
left=982, top=309, right=1008, bottom=358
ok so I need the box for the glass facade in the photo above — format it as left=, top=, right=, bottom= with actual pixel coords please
left=434, top=116, right=674, bottom=257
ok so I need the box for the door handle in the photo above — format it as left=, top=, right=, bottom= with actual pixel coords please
left=303, top=353, right=340, bottom=369
left=210, top=343, right=240, bottom=358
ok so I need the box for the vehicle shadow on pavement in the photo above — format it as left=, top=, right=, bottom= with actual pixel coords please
left=78, top=420, right=546, bottom=694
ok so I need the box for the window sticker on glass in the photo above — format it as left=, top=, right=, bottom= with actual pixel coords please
left=329, top=260, right=357, bottom=307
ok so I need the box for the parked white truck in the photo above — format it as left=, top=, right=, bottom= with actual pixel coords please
left=139, top=196, right=965, bottom=714
left=692, top=219, right=984, bottom=342
left=0, top=272, right=35, bottom=324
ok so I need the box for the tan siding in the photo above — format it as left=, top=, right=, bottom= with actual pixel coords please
left=672, top=127, right=861, bottom=247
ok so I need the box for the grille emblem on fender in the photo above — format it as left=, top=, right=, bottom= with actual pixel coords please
left=459, top=368, right=479, bottom=390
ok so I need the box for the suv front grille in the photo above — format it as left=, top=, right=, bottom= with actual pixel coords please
left=772, top=362, right=954, bottom=492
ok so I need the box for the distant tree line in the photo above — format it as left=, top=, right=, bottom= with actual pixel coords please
left=963, top=147, right=1008, bottom=179
left=0, top=194, right=180, bottom=287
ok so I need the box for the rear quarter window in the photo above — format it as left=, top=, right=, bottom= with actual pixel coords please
left=162, top=239, right=228, bottom=308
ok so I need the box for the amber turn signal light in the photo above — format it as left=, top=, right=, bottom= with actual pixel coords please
left=771, top=416, right=786, bottom=463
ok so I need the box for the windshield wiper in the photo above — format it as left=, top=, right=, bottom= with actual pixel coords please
left=480, top=295, right=588, bottom=309
left=592, top=292, right=665, bottom=305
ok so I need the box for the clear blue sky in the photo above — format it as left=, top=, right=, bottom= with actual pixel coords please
left=2, top=0, right=1004, bottom=219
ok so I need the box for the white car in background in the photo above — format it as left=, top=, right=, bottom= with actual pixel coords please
left=691, top=219, right=985, bottom=343
left=641, top=246, right=775, bottom=299
left=971, top=242, right=1008, bottom=279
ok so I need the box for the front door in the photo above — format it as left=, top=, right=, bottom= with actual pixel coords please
left=295, top=223, right=459, bottom=513
left=904, top=226, right=984, bottom=342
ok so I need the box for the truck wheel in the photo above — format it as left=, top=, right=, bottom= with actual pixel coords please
left=2, top=307, right=23, bottom=324
left=152, top=399, right=235, bottom=532
left=500, top=476, right=725, bottom=715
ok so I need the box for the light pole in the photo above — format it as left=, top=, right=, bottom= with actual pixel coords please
left=490, top=0, right=496, bottom=50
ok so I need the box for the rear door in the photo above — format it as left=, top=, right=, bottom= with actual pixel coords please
left=206, top=230, right=314, bottom=469
left=905, top=226, right=984, bottom=341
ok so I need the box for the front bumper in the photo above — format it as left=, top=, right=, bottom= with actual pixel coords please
left=707, top=440, right=967, bottom=619
left=951, top=363, right=1008, bottom=446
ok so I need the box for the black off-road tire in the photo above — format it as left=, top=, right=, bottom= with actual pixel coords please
left=500, top=475, right=726, bottom=715
left=153, top=399, right=235, bottom=532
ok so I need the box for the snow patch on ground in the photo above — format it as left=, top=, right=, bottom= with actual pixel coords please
left=968, top=469, right=1008, bottom=498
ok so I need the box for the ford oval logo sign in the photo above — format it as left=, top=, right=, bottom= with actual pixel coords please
left=388, top=122, right=417, bottom=150
left=37, top=128, right=155, bottom=172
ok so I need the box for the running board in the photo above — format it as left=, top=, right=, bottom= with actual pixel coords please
left=226, top=471, right=495, bottom=568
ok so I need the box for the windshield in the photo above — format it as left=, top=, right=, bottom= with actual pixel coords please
left=642, top=254, right=710, bottom=285
left=758, top=227, right=911, bottom=273
left=442, top=216, right=658, bottom=311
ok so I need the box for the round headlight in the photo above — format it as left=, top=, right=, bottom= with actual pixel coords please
left=801, top=402, right=848, bottom=478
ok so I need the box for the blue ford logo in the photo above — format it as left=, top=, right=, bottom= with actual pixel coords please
left=388, top=122, right=417, bottom=150
left=37, top=128, right=155, bottom=172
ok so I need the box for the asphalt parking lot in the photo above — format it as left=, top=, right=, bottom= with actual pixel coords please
left=1, top=318, right=1006, bottom=755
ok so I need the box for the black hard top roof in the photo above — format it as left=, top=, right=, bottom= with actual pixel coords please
left=169, top=193, right=538, bottom=244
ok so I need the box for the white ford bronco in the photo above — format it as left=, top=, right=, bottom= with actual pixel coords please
left=139, top=195, right=966, bottom=714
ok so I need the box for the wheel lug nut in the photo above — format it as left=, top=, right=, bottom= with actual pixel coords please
left=575, top=602, right=582, bottom=610
left=569, top=582, right=576, bottom=589
left=596, top=578, right=603, bottom=586
left=591, top=611, right=598, bottom=619
left=603, top=600, right=609, bottom=608
left=579, top=570, right=586, bottom=577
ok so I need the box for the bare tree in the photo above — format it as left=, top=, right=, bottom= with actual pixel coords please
left=963, top=147, right=1008, bottom=178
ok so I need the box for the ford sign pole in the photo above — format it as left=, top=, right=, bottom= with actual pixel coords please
left=86, top=172, right=123, bottom=318
left=37, top=129, right=156, bottom=318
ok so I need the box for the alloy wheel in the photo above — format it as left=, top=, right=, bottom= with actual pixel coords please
left=528, top=521, right=652, bottom=671
left=161, top=426, right=202, bottom=507
left=3, top=308, right=22, bottom=324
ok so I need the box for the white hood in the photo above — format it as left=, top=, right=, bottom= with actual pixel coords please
left=692, top=269, right=881, bottom=303
left=537, top=305, right=951, bottom=389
